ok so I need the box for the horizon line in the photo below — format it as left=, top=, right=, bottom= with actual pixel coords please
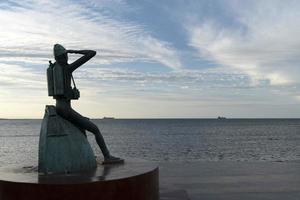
left=2, top=117, right=300, bottom=120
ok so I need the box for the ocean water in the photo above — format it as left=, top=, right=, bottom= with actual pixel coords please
left=0, top=119, right=300, bottom=166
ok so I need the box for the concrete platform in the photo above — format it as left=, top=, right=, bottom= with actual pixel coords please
left=159, top=161, right=300, bottom=200
left=0, top=161, right=159, bottom=200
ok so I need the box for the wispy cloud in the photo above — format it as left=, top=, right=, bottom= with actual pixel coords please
left=0, top=63, right=44, bottom=90
left=0, top=0, right=181, bottom=69
left=187, top=0, right=300, bottom=86
left=77, top=67, right=251, bottom=89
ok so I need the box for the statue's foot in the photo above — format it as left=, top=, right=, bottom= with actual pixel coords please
left=102, top=155, right=124, bottom=165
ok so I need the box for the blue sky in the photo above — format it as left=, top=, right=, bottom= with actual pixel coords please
left=1, top=0, right=300, bottom=118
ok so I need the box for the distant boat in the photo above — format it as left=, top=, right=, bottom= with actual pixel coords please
left=217, top=116, right=226, bottom=120
left=103, top=117, right=115, bottom=119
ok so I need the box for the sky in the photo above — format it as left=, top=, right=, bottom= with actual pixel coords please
left=1, top=0, right=300, bottom=118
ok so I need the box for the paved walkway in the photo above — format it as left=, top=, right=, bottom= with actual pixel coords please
left=159, top=161, right=300, bottom=200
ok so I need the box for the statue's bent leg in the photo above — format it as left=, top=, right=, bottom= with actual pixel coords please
left=56, top=105, right=110, bottom=158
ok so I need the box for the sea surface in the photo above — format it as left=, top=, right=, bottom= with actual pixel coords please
left=0, top=119, right=300, bottom=166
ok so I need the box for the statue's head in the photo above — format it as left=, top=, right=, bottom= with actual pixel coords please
left=54, top=44, right=68, bottom=65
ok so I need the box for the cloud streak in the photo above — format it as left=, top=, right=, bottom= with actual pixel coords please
left=77, top=67, right=250, bottom=89
left=0, top=0, right=181, bottom=69
left=187, top=0, right=300, bottom=86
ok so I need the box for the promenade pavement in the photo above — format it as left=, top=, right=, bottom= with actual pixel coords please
left=159, top=161, right=300, bottom=200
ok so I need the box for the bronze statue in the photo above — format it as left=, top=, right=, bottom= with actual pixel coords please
left=47, top=44, right=123, bottom=164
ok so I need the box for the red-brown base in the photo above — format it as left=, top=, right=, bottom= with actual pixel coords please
left=0, top=161, right=159, bottom=200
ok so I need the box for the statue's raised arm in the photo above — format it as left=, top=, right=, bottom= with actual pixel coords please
left=67, top=50, right=96, bottom=72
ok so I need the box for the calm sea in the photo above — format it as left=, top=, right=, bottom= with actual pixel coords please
left=0, top=119, right=300, bottom=166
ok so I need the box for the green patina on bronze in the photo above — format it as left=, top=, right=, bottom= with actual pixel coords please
left=39, top=106, right=97, bottom=173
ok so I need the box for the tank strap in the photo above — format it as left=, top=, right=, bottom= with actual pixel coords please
left=71, top=74, right=77, bottom=88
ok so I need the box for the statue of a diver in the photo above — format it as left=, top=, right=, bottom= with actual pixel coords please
left=47, top=44, right=123, bottom=164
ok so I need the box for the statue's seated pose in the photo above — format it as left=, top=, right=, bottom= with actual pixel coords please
left=47, top=44, right=123, bottom=164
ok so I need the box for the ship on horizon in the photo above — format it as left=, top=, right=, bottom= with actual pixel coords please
left=103, top=117, right=115, bottom=119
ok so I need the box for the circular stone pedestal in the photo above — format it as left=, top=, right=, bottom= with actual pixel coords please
left=0, top=161, right=159, bottom=200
